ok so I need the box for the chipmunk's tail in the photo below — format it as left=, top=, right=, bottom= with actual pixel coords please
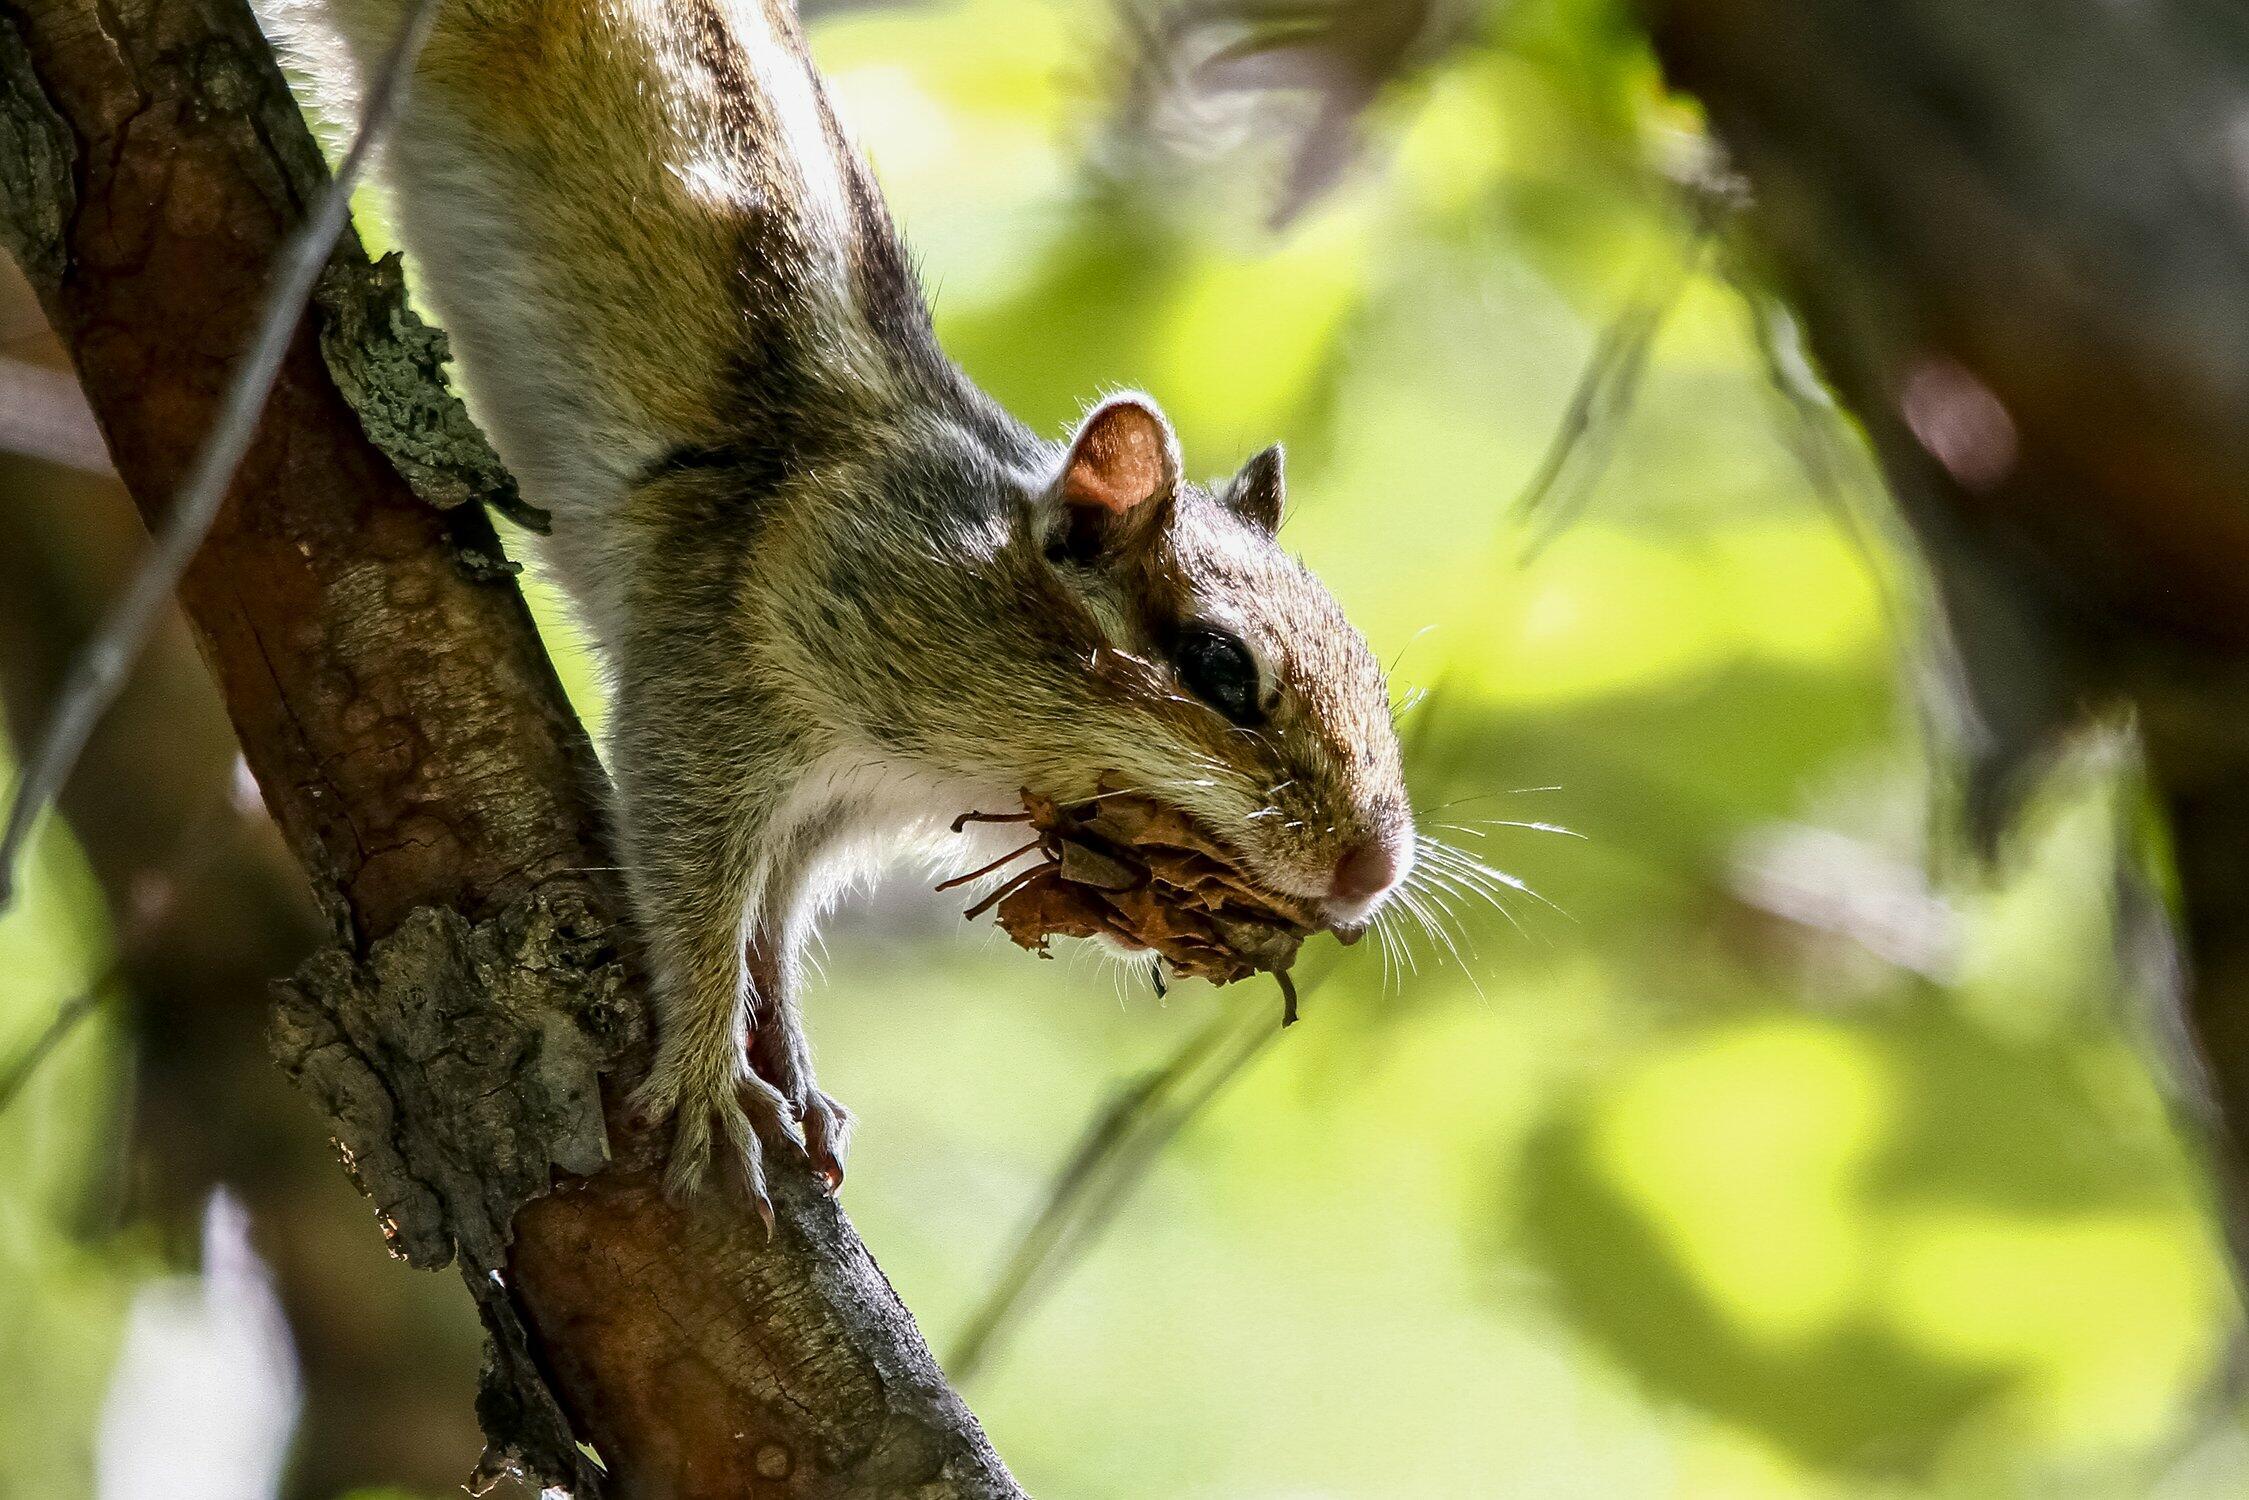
left=256, top=0, right=957, bottom=607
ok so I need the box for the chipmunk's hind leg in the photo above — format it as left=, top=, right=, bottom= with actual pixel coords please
left=624, top=886, right=801, bottom=1219
left=747, top=931, right=854, bottom=1191
left=613, top=702, right=810, bottom=1217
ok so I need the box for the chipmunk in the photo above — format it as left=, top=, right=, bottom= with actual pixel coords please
left=261, top=0, right=1415, bottom=1210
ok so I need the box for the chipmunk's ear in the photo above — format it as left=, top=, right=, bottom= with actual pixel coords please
left=1222, top=443, right=1285, bottom=534
left=1046, top=394, right=1181, bottom=563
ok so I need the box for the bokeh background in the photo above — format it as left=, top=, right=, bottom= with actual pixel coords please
left=5, top=0, right=2249, bottom=1494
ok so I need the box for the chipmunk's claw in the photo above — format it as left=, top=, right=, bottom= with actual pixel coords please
left=801, top=1090, right=854, bottom=1193
left=750, top=1183, right=777, bottom=1239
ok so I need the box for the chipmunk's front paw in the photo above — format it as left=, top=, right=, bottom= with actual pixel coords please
left=631, top=1046, right=796, bottom=1232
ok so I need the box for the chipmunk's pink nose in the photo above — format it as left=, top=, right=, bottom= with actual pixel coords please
left=1330, top=839, right=1403, bottom=904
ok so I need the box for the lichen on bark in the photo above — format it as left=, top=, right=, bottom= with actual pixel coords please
left=314, top=252, right=549, bottom=531
left=0, top=14, right=71, bottom=293
left=272, top=884, right=637, bottom=1492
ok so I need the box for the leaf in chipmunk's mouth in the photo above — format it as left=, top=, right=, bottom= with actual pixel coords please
left=940, top=784, right=1320, bottom=1022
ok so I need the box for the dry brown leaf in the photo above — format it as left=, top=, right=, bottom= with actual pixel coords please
left=943, top=785, right=1318, bottom=1003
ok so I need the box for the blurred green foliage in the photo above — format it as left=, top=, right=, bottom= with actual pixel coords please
left=5, top=0, right=2248, bottom=1495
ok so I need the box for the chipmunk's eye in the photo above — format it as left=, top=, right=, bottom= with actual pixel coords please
left=1175, top=627, right=1262, bottom=726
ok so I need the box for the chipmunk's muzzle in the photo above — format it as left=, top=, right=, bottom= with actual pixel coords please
left=1314, top=817, right=1415, bottom=935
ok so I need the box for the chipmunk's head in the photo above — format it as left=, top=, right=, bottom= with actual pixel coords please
left=1023, top=394, right=1413, bottom=933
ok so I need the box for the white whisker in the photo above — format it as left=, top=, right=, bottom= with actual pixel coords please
left=1383, top=902, right=1423, bottom=981
left=1417, top=855, right=1528, bottom=943
left=1438, top=817, right=1586, bottom=841
left=1393, top=884, right=1461, bottom=981
left=1418, top=834, right=1574, bottom=925
left=1408, top=874, right=1488, bottom=990
left=1386, top=624, right=1439, bottom=678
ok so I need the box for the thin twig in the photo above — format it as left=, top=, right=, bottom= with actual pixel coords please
left=934, top=838, right=1044, bottom=894
left=949, top=809, right=1034, bottom=832
left=1512, top=242, right=1704, bottom=560
left=0, top=971, right=120, bottom=1116
left=0, top=0, right=444, bottom=915
left=961, top=862, right=1050, bottom=921
left=1513, top=184, right=1735, bottom=561
left=950, top=969, right=1315, bottom=1383
left=0, top=778, right=240, bottom=1117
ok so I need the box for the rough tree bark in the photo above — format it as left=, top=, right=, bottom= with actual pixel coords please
left=1636, top=0, right=2249, bottom=1261
left=0, top=0, right=1026, bottom=1493
left=0, top=440, right=499, bottom=1496
left=0, top=251, right=490, bottom=1487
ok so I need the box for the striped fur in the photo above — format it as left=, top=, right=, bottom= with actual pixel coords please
left=260, top=0, right=1412, bottom=1200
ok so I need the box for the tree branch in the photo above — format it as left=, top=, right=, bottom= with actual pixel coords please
left=1637, top=0, right=2249, bottom=1269
left=0, top=429, right=492, bottom=1495
left=0, top=0, right=1024, bottom=1491
left=0, top=0, right=437, bottom=911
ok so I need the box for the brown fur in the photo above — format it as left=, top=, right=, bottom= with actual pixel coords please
left=259, top=0, right=1413, bottom=1205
